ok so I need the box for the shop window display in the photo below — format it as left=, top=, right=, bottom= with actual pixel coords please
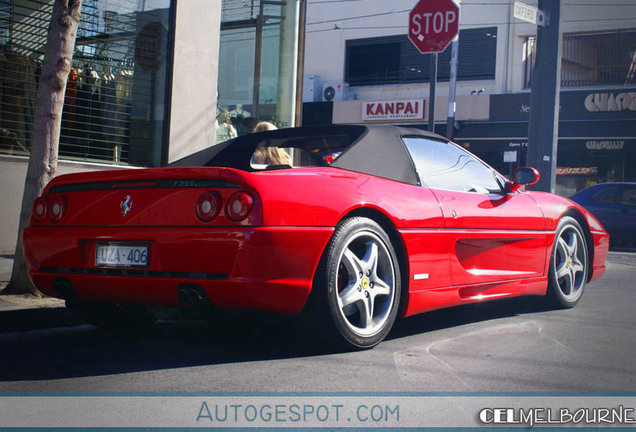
left=0, top=0, right=172, bottom=167
left=215, top=0, right=301, bottom=144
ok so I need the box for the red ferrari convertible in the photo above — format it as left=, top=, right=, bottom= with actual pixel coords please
left=22, top=125, right=609, bottom=348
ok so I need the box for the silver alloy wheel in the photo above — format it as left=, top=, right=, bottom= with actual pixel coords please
left=335, top=230, right=396, bottom=337
left=553, top=224, right=587, bottom=301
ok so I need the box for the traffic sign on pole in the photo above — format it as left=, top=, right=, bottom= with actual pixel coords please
left=409, top=0, right=460, bottom=54
left=409, top=0, right=460, bottom=133
left=513, top=1, right=548, bottom=27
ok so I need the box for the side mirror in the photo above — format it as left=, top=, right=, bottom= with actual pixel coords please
left=510, top=167, right=540, bottom=192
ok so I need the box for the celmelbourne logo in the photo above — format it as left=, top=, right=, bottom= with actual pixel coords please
left=479, top=406, right=636, bottom=427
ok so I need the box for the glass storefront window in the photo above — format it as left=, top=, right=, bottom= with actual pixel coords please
left=215, top=0, right=301, bottom=144
left=0, top=0, right=173, bottom=167
left=556, top=139, right=636, bottom=197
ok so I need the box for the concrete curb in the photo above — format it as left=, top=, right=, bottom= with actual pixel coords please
left=0, top=306, right=84, bottom=333
left=0, top=281, right=83, bottom=332
left=607, top=251, right=636, bottom=266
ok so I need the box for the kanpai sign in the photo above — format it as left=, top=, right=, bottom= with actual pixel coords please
left=362, top=99, right=425, bottom=121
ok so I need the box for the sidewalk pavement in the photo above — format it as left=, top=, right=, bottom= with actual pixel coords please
left=0, top=251, right=634, bottom=333
left=0, top=254, right=11, bottom=287
left=0, top=254, right=80, bottom=332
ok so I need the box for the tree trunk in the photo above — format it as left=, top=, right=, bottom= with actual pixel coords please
left=4, top=0, right=82, bottom=295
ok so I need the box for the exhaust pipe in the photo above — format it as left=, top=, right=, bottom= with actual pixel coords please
left=53, top=278, right=78, bottom=299
left=177, top=286, right=192, bottom=304
left=177, top=284, right=211, bottom=306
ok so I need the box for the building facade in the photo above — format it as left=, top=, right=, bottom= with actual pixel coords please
left=301, top=0, right=636, bottom=197
left=0, top=0, right=304, bottom=253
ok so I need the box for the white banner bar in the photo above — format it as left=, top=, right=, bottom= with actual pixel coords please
left=1, top=394, right=635, bottom=428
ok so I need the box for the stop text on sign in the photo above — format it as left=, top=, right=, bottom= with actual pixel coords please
left=408, top=0, right=460, bottom=53
left=411, top=11, right=457, bottom=40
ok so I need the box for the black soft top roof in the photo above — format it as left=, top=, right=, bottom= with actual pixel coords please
left=169, top=124, right=449, bottom=186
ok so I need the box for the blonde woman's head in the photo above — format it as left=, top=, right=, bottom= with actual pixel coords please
left=253, top=121, right=277, bottom=133
left=253, top=146, right=291, bottom=166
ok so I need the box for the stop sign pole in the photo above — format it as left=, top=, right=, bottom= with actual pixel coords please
left=428, top=53, right=438, bottom=133
left=408, top=0, right=460, bottom=133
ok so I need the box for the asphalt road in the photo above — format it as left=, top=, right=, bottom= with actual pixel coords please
left=1, top=255, right=635, bottom=393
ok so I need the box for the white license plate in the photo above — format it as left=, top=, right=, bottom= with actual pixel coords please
left=95, top=243, right=149, bottom=268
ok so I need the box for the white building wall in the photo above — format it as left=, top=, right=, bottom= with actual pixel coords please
left=305, top=1, right=414, bottom=88
left=168, top=0, right=222, bottom=163
left=305, top=0, right=636, bottom=99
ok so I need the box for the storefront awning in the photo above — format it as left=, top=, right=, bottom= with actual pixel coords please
left=454, top=119, right=636, bottom=142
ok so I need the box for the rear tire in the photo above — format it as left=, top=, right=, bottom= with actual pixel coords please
left=311, top=217, right=401, bottom=349
left=545, top=216, right=588, bottom=308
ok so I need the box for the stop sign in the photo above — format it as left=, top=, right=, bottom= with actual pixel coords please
left=409, top=0, right=459, bottom=53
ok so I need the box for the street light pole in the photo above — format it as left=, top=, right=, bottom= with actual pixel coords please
left=428, top=53, right=438, bottom=133
left=526, top=0, right=563, bottom=193
left=446, top=37, right=459, bottom=140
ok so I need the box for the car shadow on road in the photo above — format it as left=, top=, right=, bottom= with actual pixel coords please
left=0, top=296, right=552, bottom=382
left=390, top=295, right=552, bottom=340
left=0, top=308, right=338, bottom=382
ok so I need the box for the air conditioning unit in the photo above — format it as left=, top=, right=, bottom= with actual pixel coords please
left=303, top=75, right=321, bottom=102
left=322, top=81, right=348, bottom=102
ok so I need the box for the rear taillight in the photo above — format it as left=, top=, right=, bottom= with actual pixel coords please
left=196, top=191, right=222, bottom=222
left=32, top=197, right=47, bottom=222
left=226, top=191, right=254, bottom=222
left=49, top=196, right=66, bottom=222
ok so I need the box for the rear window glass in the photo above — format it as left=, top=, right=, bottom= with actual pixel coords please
left=168, top=131, right=358, bottom=170
left=249, top=136, right=349, bottom=170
